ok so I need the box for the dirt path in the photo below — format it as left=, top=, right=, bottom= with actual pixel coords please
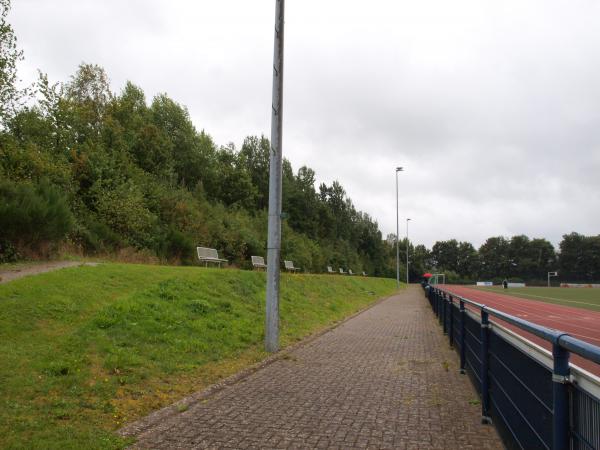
left=0, top=261, right=98, bottom=284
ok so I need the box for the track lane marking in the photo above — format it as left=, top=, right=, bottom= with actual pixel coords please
left=447, top=286, right=600, bottom=336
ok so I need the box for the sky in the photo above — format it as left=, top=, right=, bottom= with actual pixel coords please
left=9, top=0, right=600, bottom=248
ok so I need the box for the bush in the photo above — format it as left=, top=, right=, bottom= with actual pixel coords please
left=159, top=228, right=196, bottom=264
left=75, top=215, right=123, bottom=254
left=92, top=181, right=158, bottom=249
left=0, top=180, right=74, bottom=255
left=0, top=240, right=20, bottom=263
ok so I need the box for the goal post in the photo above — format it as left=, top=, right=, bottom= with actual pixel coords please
left=431, top=273, right=446, bottom=285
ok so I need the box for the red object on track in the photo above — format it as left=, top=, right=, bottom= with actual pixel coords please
left=423, top=273, right=433, bottom=278
left=443, top=285, right=600, bottom=377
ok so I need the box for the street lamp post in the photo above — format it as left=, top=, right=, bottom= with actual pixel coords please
left=265, top=0, right=285, bottom=353
left=406, top=218, right=411, bottom=285
left=395, top=167, right=403, bottom=289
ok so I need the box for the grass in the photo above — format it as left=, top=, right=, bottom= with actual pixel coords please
left=473, top=286, right=600, bottom=312
left=0, top=263, right=398, bottom=449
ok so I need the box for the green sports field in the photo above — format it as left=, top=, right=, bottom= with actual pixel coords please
left=473, top=286, right=600, bottom=312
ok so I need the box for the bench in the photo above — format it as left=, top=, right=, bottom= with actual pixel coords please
left=284, top=260, right=300, bottom=272
left=251, top=255, right=267, bottom=270
left=196, top=247, right=228, bottom=267
left=339, top=267, right=347, bottom=275
left=348, top=269, right=354, bottom=276
left=362, top=271, right=367, bottom=276
left=327, top=266, right=334, bottom=274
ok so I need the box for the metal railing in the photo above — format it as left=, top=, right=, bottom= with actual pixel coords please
left=425, top=285, right=600, bottom=450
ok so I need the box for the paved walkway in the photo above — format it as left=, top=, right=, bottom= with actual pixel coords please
left=122, top=286, right=502, bottom=449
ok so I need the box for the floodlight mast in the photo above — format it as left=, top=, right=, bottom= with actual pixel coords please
left=406, top=218, right=411, bottom=285
left=265, top=0, right=285, bottom=353
left=395, top=167, right=403, bottom=289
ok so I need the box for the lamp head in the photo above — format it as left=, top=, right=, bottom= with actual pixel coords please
left=396, top=166, right=403, bottom=172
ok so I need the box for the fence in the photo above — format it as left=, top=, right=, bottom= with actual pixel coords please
left=425, top=285, right=600, bottom=450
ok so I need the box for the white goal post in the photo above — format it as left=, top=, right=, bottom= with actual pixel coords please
left=430, top=273, right=446, bottom=285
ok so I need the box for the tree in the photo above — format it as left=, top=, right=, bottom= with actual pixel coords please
left=286, top=166, right=320, bottom=238
left=0, top=0, right=28, bottom=125
left=456, top=242, right=478, bottom=279
left=238, top=135, right=270, bottom=210
left=150, top=93, right=212, bottom=189
left=479, top=236, right=510, bottom=278
left=431, top=239, right=460, bottom=272
left=559, top=233, right=600, bottom=282
left=411, top=244, right=432, bottom=277
left=64, top=63, right=113, bottom=136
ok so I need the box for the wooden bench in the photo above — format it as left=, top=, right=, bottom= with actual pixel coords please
left=284, top=260, right=300, bottom=272
left=251, top=255, right=267, bottom=270
left=196, top=247, right=228, bottom=267
left=339, top=267, right=347, bottom=275
left=327, top=266, right=334, bottom=274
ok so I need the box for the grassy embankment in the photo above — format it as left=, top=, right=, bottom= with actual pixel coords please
left=474, top=286, right=600, bottom=311
left=0, top=263, right=398, bottom=449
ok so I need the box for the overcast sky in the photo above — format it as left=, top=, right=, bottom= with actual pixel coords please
left=9, top=0, right=600, bottom=248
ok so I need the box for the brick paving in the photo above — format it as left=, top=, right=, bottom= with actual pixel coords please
left=122, top=286, right=503, bottom=449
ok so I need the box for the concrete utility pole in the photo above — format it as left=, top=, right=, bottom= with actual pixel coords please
left=395, top=167, right=403, bottom=289
left=265, top=0, right=285, bottom=353
left=406, top=218, right=411, bottom=285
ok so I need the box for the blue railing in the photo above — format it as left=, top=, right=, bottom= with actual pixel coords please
left=425, top=285, right=600, bottom=450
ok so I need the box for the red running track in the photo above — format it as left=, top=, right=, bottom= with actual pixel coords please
left=440, top=285, right=600, bottom=377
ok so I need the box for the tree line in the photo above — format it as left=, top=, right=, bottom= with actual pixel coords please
left=391, top=233, right=600, bottom=284
left=0, top=2, right=391, bottom=273
left=2, top=0, right=598, bottom=282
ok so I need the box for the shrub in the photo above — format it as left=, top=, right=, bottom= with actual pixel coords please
left=159, top=228, right=196, bottom=264
left=92, top=181, right=158, bottom=249
left=0, top=180, right=74, bottom=255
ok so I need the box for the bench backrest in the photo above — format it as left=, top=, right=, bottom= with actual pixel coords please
left=339, top=268, right=345, bottom=273
left=349, top=269, right=354, bottom=275
left=197, top=247, right=219, bottom=260
left=327, top=266, right=333, bottom=273
left=251, top=256, right=266, bottom=266
left=284, top=260, right=294, bottom=270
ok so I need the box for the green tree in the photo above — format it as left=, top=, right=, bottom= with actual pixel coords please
left=559, top=233, right=600, bottom=282
left=479, top=236, right=510, bottom=278
left=0, top=180, right=74, bottom=256
left=64, top=63, right=113, bottom=137
left=456, top=241, right=478, bottom=279
left=431, top=239, right=460, bottom=272
left=238, top=135, right=270, bottom=210
left=0, top=0, right=29, bottom=125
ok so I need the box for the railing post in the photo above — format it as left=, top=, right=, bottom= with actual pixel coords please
left=439, top=292, right=444, bottom=326
left=442, top=294, right=448, bottom=334
left=459, top=300, right=466, bottom=374
left=552, top=341, right=570, bottom=450
left=480, top=308, right=491, bottom=424
left=448, top=295, right=454, bottom=347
